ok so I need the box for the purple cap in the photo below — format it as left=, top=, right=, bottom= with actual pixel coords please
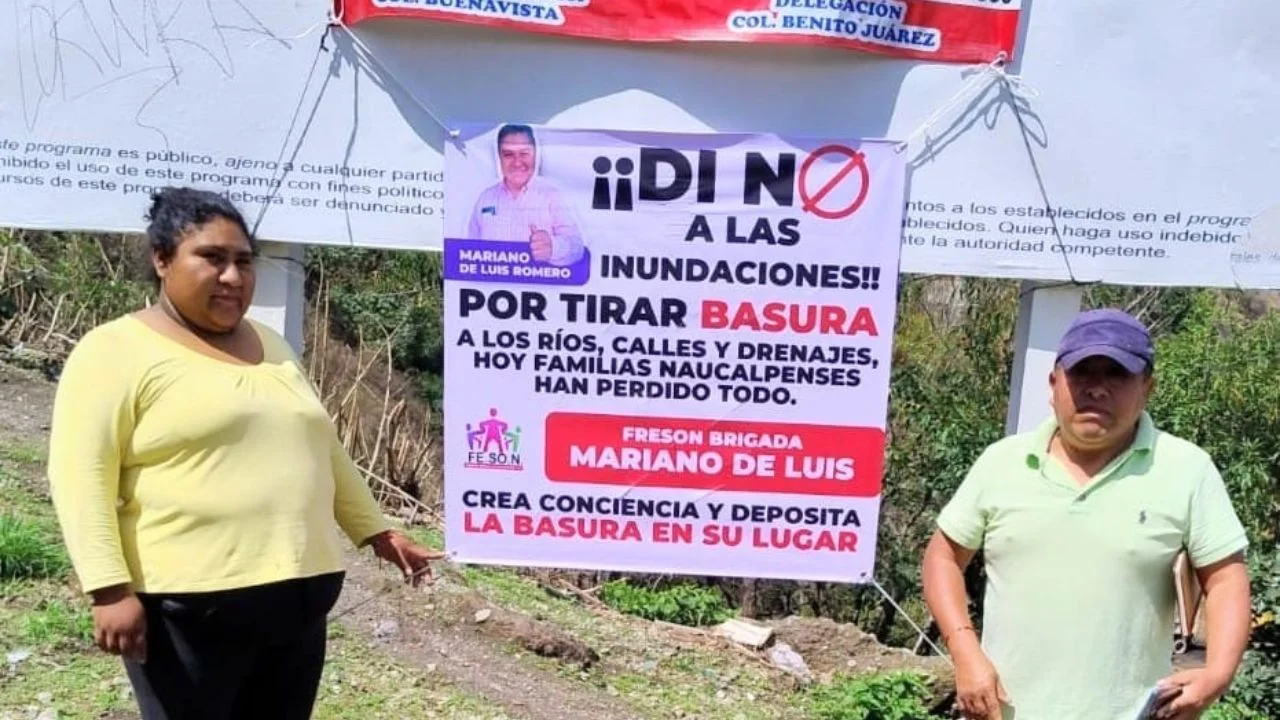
left=1056, top=308, right=1154, bottom=374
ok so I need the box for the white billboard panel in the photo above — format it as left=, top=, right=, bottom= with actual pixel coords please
left=2, top=1, right=1278, bottom=288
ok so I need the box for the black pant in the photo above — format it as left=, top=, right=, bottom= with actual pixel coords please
left=124, top=572, right=345, bottom=720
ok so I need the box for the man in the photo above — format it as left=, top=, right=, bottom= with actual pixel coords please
left=466, top=124, right=585, bottom=267
left=922, top=308, right=1253, bottom=720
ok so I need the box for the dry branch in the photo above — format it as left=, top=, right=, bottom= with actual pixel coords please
left=301, top=261, right=442, bottom=519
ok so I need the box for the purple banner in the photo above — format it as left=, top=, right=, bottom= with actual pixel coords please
left=443, top=239, right=591, bottom=286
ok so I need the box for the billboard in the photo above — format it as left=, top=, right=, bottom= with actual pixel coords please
left=1, top=0, right=1278, bottom=288
left=442, top=125, right=905, bottom=581
left=342, top=0, right=1023, bottom=65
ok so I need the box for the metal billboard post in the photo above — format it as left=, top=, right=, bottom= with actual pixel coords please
left=1004, top=281, right=1084, bottom=436
left=246, top=241, right=307, bottom=357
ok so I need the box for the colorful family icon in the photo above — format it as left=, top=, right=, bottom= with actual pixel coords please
left=467, top=408, right=520, bottom=455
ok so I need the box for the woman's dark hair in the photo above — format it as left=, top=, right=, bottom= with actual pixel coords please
left=144, top=186, right=255, bottom=262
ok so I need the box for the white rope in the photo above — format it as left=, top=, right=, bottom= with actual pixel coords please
left=329, top=19, right=460, bottom=139
left=894, top=51, right=1038, bottom=154
left=249, top=18, right=328, bottom=49
left=870, top=577, right=953, bottom=666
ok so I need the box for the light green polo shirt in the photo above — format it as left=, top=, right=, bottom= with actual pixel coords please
left=937, top=412, right=1249, bottom=720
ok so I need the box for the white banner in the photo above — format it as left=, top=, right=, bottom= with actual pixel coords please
left=1, top=1, right=1278, bottom=288
left=441, top=125, right=904, bottom=581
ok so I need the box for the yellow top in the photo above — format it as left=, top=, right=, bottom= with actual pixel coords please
left=47, top=315, right=391, bottom=595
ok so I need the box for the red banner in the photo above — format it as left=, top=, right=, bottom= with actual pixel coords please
left=543, top=412, right=885, bottom=497
left=342, top=0, right=1022, bottom=64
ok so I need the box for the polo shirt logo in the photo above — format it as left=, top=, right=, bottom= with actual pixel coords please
left=482, top=206, right=497, bottom=215
left=1139, top=510, right=1147, bottom=524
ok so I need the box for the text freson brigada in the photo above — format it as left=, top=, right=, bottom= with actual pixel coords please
left=621, top=426, right=802, bottom=449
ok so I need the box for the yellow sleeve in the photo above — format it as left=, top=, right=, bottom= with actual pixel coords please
left=250, top=319, right=392, bottom=546
left=47, top=325, right=137, bottom=594
left=330, top=431, right=392, bottom=546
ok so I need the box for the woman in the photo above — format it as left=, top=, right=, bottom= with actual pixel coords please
left=47, top=186, right=442, bottom=719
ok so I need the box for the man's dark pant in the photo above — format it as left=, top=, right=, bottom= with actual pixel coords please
left=124, top=572, right=345, bottom=720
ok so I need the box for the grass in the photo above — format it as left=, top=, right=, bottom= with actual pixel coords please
left=0, top=455, right=507, bottom=720
left=0, top=461, right=137, bottom=718
left=0, top=512, right=69, bottom=581
left=0, top=441, right=45, bottom=466
left=0, top=446, right=70, bottom=587
left=0, top=612, right=510, bottom=720
left=19, top=598, right=94, bottom=647
left=570, top=655, right=787, bottom=720
left=0, top=651, right=137, bottom=718
left=0, top=438, right=865, bottom=720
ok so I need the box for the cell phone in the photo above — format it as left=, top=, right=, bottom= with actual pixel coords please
left=1134, top=686, right=1162, bottom=719
left=1135, top=684, right=1179, bottom=720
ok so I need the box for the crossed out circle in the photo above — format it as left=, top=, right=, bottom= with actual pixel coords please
left=799, top=144, right=871, bottom=220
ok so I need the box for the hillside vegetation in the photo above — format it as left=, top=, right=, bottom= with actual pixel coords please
left=0, top=229, right=1276, bottom=719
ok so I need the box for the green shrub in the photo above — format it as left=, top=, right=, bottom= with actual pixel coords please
left=807, top=671, right=938, bottom=720
left=861, top=278, right=1016, bottom=640
left=1147, top=294, right=1280, bottom=550
left=1203, top=700, right=1266, bottom=720
left=0, top=513, right=69, bottom=581
left=598, top=579, right=735, bottom=627
left=307, top=248, right=446, bottom=414
left=1138, top=294, right=1280, bottom=715
left=0, top=231, right=152, bottom=349
left=1216, top=551, right=1279, bottom=718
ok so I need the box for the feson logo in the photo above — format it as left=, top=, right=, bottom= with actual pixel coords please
left=464, top=407, right=524, bottom=471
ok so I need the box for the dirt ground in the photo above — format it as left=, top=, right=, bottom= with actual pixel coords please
left=773, top=616, right=952, bottom=680
left=0, top=365, right=52, bottom=446
left=0, top=362, right=644, bottom=720
left=2, top=359, right=975, bottom=719
left=334, top=554, right=640, bottom=720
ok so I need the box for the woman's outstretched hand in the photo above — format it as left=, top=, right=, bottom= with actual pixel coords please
left=368, top=530, right=446, bottom=586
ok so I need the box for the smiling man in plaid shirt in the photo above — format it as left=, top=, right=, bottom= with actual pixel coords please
left=466, top=124, right=586, bottom=267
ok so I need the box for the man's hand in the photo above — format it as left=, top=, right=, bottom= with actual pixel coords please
left=951, top=639, right=1010, bottom=719
left=529, top=225, right=553, bottom=262
left=90, top=584, right=147, bottom=663
left=369, top=530, right=447, bottom=587
left=1153, top=551, right=1250, bottom=720
left=1154, top=669, right=1231, bottom=719
left=922, top=530, right=1006, bottom=718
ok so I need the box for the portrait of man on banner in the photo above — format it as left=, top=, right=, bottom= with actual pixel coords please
left=465, top=123, right=587, bottom=267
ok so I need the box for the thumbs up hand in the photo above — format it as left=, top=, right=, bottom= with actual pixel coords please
left=529, top=224, right=553, bottom=262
